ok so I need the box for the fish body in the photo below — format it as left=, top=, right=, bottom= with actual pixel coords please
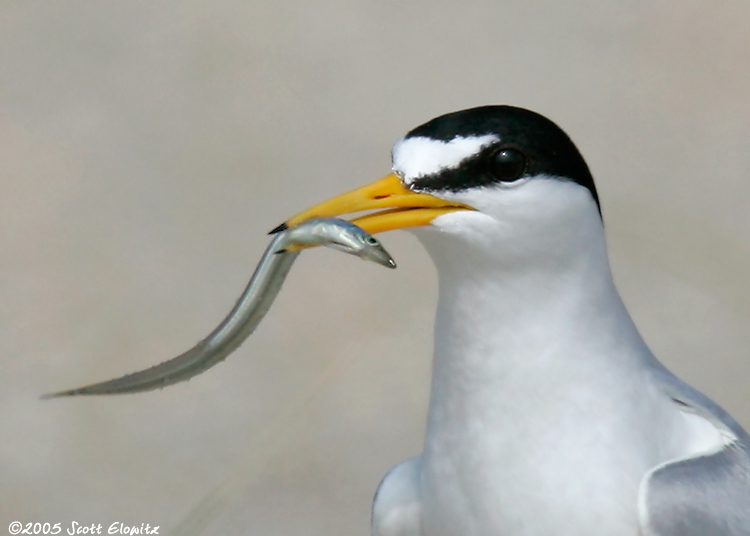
left=44, top=218, right=395, bottom=397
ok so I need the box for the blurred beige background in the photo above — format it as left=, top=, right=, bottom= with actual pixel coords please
left=2, top=1, right=750, bottom=534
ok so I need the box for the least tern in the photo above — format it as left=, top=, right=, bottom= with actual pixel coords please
left=278, top=106, right=750, bottom=536
left=44, top=218, right=395, bottom=397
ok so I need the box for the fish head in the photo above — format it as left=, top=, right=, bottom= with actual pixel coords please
left=285, top=218, right=397, bottom=269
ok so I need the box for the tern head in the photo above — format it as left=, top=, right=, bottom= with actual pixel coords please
left=277, top=106, right=602, bottom=271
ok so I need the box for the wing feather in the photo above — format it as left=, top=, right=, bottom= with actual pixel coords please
left=640, top=367, right=750, bottom=536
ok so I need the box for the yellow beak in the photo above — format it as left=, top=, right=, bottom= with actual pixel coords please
left=275, top=173, right=471, bottom=238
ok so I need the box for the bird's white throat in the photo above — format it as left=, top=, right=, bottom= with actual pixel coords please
left=408, top=189, right=691, bottom=535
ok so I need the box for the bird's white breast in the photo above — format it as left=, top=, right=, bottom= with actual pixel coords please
left=410, top=205, right=692, bottom=536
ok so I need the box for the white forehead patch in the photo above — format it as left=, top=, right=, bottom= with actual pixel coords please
left=391, top=134, right=499, bottom=184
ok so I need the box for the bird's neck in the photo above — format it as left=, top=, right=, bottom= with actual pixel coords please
left=413, top=224, right=670, bottom=535
left=420, top=220, right=652, bottom=413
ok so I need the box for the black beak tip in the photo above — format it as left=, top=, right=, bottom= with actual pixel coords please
left=269, top=222, right=288, bottom=235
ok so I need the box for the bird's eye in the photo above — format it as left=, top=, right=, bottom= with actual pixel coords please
left=487, top=148, right=526, bottom=183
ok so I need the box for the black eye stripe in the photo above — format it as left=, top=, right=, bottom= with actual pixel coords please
left=409, top=151, right=494, bottom=192
left=409, top=145, right=525, bottom=192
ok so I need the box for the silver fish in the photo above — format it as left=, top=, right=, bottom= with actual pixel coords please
left=43, top=218, right=395, bottom=397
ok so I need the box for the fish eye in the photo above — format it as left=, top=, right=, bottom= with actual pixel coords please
left=486, top=148, right=526, bottom=183
left=362, top=235, right=379, bottom=246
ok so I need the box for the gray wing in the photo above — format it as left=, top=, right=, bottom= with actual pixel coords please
left=640, top=366, right=750, bottom=536
left=372, top=457, right=423, bottom=536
